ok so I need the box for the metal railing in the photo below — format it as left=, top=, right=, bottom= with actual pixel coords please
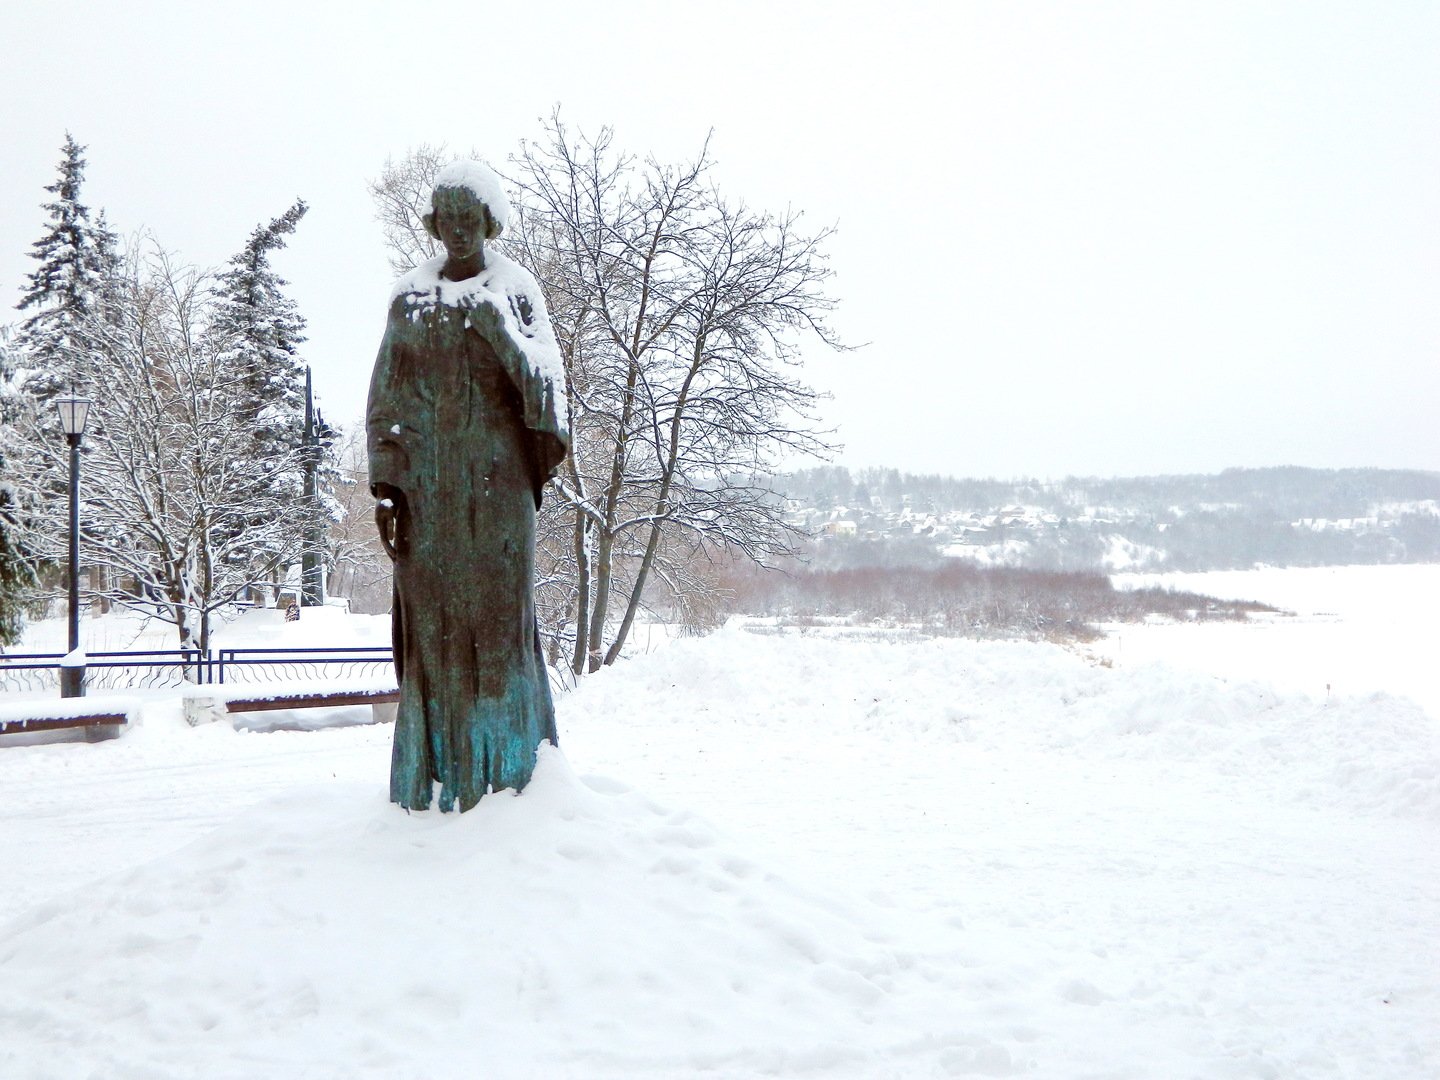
left=0, top=646, right=395, bottom=694
left=212, top=647, right=395, bottom=686
left=0, top=650, right=206, bottom=694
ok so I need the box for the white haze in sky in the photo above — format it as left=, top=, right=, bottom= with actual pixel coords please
left=2, top=0, right=1437, bottom=479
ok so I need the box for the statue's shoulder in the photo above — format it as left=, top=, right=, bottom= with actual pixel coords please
left=388, top=257, right=447, bottom=309
left=479, top=250, right=531, bottom=291
left=481, top=251, right=548, bottom=329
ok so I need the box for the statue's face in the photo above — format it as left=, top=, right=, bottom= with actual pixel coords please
left=432, top=188, right=489, bottom=262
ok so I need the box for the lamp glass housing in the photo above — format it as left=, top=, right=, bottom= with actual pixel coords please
left=56, top=396, right=92, bottom=436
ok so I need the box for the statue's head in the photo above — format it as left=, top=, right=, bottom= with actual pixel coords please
left=423, top=161, right=510, bottom=258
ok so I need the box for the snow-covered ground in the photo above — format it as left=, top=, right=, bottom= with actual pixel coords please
left=11, top=601, right=394, bottom=657
left=1106, top=564, right=1440, bottom=718
left=1, top=566, right=1437, bottom=1078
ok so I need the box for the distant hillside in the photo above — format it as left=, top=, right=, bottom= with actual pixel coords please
left=775, top=466, right=1440, bottom=572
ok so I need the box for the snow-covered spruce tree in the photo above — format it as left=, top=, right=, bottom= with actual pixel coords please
left=0, top=326, right=35, bottom=646
left=208, top=200, right=334, bottom=601
left=15, top=133, right=121, bottom=403
left=211, top=200, right=309, bottom=466
left=9, top=135, right=124, bottom=623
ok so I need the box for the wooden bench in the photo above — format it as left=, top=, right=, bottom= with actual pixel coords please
left=0, top=697, right=139, bottom=742
left=183, top=683, right=399, bottom=730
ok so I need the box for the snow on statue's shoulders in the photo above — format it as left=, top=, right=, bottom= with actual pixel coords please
left=391, top=254, right=565, bottom=391
left=389, top=255, right=446, bottom=304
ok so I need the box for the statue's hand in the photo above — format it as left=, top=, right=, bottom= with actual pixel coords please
left=466, top=298, right=526, bottom=389
left=374, top=484, right=403, bottom=562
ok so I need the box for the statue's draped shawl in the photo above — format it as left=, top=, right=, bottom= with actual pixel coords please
left=369, top=252, right=569, bottom=507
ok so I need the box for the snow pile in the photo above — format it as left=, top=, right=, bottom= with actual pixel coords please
left=213, top=605, right=391, bottom=650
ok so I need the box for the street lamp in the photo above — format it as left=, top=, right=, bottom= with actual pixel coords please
left=56, top=394, right=92, bottom=698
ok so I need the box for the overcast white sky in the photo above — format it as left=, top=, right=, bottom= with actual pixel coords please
left=4, top=1, right=1437, bottom=480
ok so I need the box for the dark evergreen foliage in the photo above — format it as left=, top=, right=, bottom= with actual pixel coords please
left=15, top=133, right=120, bottom=403
left=0, top=330, right=33, bottom=646
left=0, top=485, right=31, bottom=648
left=211, top=199, right=310, bottom=469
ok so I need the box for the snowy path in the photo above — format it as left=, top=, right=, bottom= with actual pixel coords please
left=1, top=717, right=385, bottom=911
left=2, top=622, right=1438, bottom=1078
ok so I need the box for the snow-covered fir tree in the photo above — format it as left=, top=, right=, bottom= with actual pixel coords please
left=208, top=200, right=336, bottom=601
left=0, top=326, right=34, bottom=646
left=211, top=199, right=310, bottom=466
left=15, top=133, right=120, bottom=403
left=5, top=135, right=119, bottom=641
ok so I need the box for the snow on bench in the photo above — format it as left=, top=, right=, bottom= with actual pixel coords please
left=181, top=678, right=399, bottom=731
left=0, top=696, right=141, bottom=742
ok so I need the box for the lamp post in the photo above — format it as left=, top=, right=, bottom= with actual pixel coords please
left=56, top=394, right=92, bottom=698
left=300, top=366, right=324, bottom=607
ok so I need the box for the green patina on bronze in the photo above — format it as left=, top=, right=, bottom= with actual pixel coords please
left=367, top=170, right=568, bottom=812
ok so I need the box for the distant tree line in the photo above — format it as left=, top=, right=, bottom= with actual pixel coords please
left=780, top=464, right=1440, bottom=571
left=720, top=561, right=1276, bottom=644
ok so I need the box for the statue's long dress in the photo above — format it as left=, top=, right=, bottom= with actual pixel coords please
left=367, top=270, right=565, bottom=812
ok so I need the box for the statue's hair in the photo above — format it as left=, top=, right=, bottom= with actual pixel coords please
left=423, top=160, right=509, bottom=243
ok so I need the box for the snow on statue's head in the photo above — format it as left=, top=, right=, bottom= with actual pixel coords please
left=423, top=160, right=511, bottom=244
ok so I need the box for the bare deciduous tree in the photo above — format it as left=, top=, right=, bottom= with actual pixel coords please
left=322, top=424, right=392, bottom=614
left=510, top=115, right=842, bottom=672
left=367, top=143, right=462, bottom=277
left=368, top=115, right=844, bottom=675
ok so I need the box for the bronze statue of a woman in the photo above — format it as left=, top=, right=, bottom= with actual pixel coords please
left=367, top=161, right=568, bottom=812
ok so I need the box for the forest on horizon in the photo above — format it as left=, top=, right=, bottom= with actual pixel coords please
left=774, top=464, right=1440, bottom=572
